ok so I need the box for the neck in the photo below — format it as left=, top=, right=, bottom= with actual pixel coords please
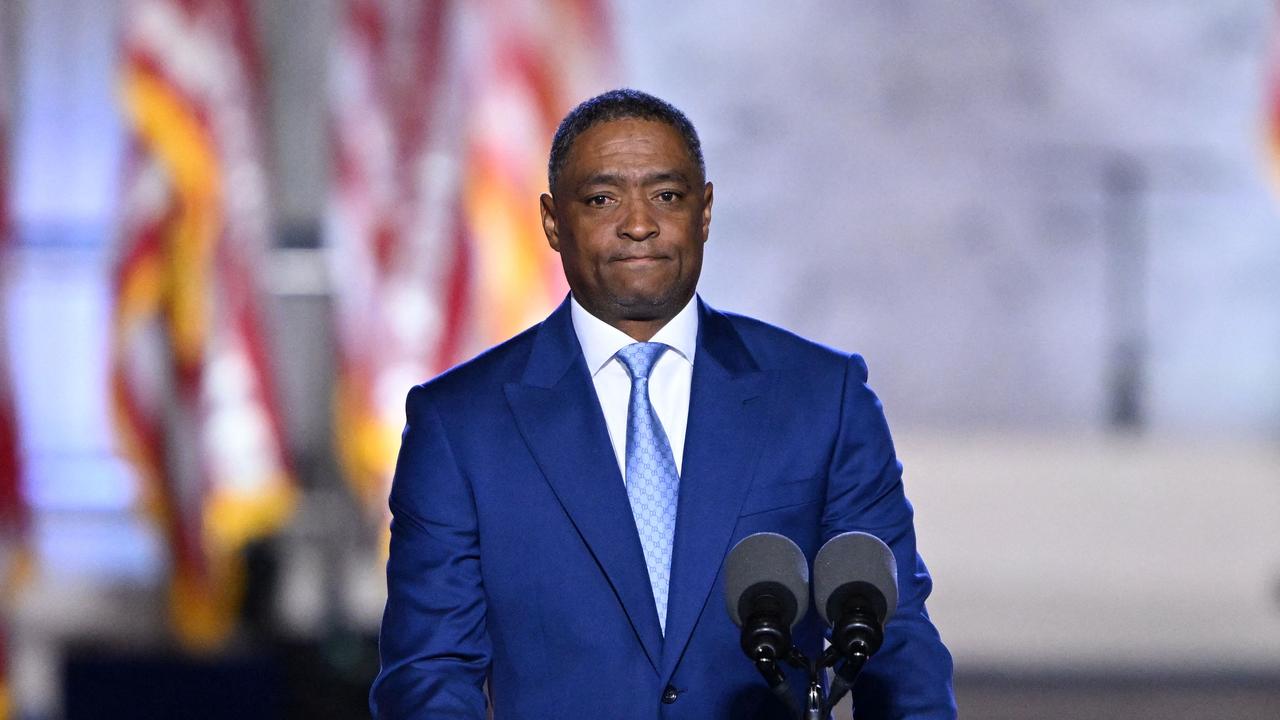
left=573, top=290, right=696, bottom=343
left=613, top=318, right=667, bottom=342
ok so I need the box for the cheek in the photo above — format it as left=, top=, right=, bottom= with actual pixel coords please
left=565, top=224, right=612, bottom=256
left=564, top=244, right=613, bottom=287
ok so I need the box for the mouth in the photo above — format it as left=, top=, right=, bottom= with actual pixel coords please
left=612, top=255, right=669, bottom=264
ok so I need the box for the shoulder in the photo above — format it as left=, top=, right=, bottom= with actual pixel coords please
left=407, top=323, right=540, bottom=410
left=710, top=307, right=869, bottom=382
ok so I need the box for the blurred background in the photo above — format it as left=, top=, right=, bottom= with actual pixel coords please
left=2, top=0, right=1280, bottom=718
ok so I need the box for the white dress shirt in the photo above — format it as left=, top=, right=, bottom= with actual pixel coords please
left=570, top=294, right=699, bottom=480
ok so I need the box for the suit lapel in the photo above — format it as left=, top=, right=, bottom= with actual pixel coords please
left=503, top=299, right=664, bottom=673
left=660, top=300, right=771, bottom=679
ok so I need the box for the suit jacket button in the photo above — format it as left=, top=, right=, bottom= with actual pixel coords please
left=661, top=685, right=679, bottom=704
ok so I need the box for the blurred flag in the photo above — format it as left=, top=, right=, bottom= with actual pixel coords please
left=0, top=3, right=25, bottom=714
left=328, top=0, right=614, bottom=525
left=1269, top=5, right=1280, bottom=193
left=328, top=0, right=460, bottom=526
left=113, top=0, right=295, bottom=649
left=458, top=0, right=615, bottom=341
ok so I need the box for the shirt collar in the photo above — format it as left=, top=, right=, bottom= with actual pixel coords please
left=570, top=293, right=699, bottom=376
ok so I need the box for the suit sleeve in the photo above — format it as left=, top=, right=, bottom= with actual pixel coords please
left=370, top=385, right=491, bottom=720
left=823, top=355, right=957, bottom=720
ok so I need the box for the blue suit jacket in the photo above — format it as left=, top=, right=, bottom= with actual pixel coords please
left=371, top=297, right=956, bottom=719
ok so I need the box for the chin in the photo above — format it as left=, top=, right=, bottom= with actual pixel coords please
left=609, top=293, right=670, bottom=315
left=611, top=289, right=692, bottom=319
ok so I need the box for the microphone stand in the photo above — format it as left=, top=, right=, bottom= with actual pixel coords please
left=765, top=647, right=822, bottom=720
left=754, top=645, right=862, bottom=720
left=755, top=617, right=881, bottom=720
left=751, top=655, right=799, bottom=718
left=741, top=602, right=883, bottom=719
left=818, top=601, right=884, bottom=717
left=742, top=602, right=808, bottom=719
left=801, top=649, right=823, bottom=720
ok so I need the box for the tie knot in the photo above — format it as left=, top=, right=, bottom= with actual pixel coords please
left=615, top=342, right=668, bottom=380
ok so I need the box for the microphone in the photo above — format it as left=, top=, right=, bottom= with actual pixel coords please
left=724, top=532, right=810, bottom=715
left=813, top=531, right=897, bottom=693
left=725, top=532, right=810, bottom=659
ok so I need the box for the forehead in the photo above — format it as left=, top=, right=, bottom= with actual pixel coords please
left=562, top=118, right=696, bottom=180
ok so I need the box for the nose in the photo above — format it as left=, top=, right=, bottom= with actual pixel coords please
left=617, top=197, right=658, bottom=242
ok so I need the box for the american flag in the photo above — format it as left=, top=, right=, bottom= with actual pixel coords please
left=0, top=3, right=27, bottom=715
left=113, top=0, right=295, bottom=649
left=457, top=0, right=616, bottom=342
left=328, top=0, right=615, bottom=527
left=1268, top=3, right=1280, bottom=193
left=328, top=0, right=462, bottom=526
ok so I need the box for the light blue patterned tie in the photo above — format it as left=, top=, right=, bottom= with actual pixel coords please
left=615, top=342, right=680, bottom=634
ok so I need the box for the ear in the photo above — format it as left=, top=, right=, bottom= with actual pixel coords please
left=699, top=181, right=714, bottom=243
left=540, top=193, right=560, bottom=252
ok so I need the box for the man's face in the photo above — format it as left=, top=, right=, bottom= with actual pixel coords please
left=541, top=118, right=713, bottom=339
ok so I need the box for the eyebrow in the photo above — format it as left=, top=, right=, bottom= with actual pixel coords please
left=575, top=170, right=692, bottom=192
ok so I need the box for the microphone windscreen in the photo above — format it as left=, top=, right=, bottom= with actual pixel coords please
left=813, top=532, right=898, bottom=626
left=724, top=532, right=810, bottom=628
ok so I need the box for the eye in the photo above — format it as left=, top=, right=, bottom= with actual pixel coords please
left=585, top=194, right=614, bottom=207
left=655, top=191, right=681, bottom=203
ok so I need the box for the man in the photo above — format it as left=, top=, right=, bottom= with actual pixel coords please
left=371, top=89, right=956, bottom=719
